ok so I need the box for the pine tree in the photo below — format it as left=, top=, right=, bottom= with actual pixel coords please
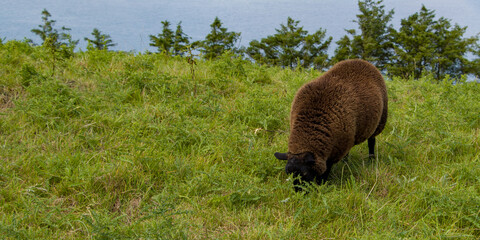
left=150, top=21, right=174, bottom=54
left=31, top=9, right=55, bottom=43
left=150, top=21, right=189, bottom=55
left=246, top=17, right=331, bottom=70
left=302, top=29, right=332, bottom=69
left=388, top=5, right=476, bottom=79
left=331, top=0, right=394, bottom=69
left=84, top=28, right=116, bottom=50
left=172, top=22, right=190, bottom=56
left=198, top=17, right=240, bottom=59
left=31, top=9, right=78, bottom=53
left=467, top=41, right=480, bottom=79
left=330, top=31, right=361, bottom=65
left=270, top=17, right=307, bottom=68
left=387, top=6, right=436, bottom=79
left=431, top=18, right=477, bottom=79
left=31, top=9, right=78, bottom=74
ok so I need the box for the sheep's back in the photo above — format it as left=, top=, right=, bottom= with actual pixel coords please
left=288, top=59, right=387, bottom=158
left=325, top=59, right=387, bottom=144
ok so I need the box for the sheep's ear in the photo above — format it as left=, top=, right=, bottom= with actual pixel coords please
left=274, top=152, right=288, bottom=160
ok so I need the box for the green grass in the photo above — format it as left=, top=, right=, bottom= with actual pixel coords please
left=1, top=40, right=480, bottom=239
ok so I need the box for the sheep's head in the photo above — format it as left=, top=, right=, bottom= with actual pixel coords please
left=274, top=152, right=319, bottom=191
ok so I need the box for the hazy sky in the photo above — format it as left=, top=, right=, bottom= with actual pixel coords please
left=2, top=0, right=480, bottom=52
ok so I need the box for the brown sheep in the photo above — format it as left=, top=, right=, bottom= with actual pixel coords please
left=274, top=59, right=388, bottom=189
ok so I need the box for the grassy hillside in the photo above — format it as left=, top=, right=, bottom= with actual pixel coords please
left=1, top=40, right=479, bottom=239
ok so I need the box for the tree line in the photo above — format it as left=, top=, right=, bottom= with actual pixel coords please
left=18, top=0, right=480, bottom=80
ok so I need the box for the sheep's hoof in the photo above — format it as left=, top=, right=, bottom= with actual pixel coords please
left=369, top=154, right=375, bottom=159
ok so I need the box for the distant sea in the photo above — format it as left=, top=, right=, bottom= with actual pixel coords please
left=2, top=0, right=480, bottom=53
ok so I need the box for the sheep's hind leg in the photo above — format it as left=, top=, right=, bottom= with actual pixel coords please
left=368, top=137, right=375, bottom=158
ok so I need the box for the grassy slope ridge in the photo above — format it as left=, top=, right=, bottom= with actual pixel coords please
left=1, top=41, right=480, bottom=239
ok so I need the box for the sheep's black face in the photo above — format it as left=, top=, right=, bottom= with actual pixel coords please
left=274, top=152, right=318, bottom=191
